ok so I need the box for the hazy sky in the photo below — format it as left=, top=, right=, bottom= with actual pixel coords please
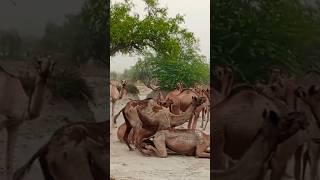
left=0, top=0, right=85, bottom=37
left=110, top=0, right=210, bottom=73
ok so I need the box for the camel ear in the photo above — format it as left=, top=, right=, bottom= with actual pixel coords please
left=309, top=85, right=319, bottom=96
left=269, top=110, right=280, bottom=125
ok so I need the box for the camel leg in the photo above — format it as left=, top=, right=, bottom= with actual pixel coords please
left=111, top=102, right=117, bottom=128
left=113, top=109, right=122, bottom=128
left=192, top=111, right=201, bottom=130
left=294, top=145, right=303, bottom=180
left=302, top=149, right=310, bottom=180
left=308, top=143, right=320, bottom=180
left=204, top=107, right=210, bottom=130
left=200, top=109, right=205, bottom=128
left=5, top=124, right=19, bottom=179
left=148, top=133, right=167, bottom=158
left=123, top=120, right=134, bottom=151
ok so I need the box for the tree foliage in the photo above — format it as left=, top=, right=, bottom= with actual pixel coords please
left=110, top=0, right=197, bottom=56
left=212, top=0, right=320, bottom=83
left=38, top=0, right=106, bottom=64
left=111, top=0, right=209, bottom=89
left=0, top=30, right=22, bottom=58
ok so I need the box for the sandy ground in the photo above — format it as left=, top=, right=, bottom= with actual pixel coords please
left=110, top=85, right=210, bottom=180
left=0, top=60, right=107, bottom=180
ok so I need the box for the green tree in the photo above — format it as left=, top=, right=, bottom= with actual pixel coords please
left=110, top=0, right=197, bottom=56
left=212, top=0, right=320, bottom=83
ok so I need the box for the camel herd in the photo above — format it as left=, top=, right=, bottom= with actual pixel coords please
left=2, top=58, right=320, bottom=180
left=212, top=65, right=320, bottom=180
left=111, top=81, right=211, bottom=158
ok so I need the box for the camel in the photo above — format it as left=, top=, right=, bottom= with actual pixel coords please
left=13, top=121, right=108, bottom=180
left=212, top=109, right=309, bottom=180
left=134, top=96, right=206, bottom=152
left=163, top=89, right=204, bottom=129
left=141, top=129, right=210, bottom=158
left=110, top=80, right=127, bottom=127
left=113, top=98, right=159, bottom=151
left=211, top=85, right=316, bottom=180
left=0, top=56, right=55, bottom=178
left=259, top=70, right=320, bottom=180
left=214, top=65, right=234, bottom=100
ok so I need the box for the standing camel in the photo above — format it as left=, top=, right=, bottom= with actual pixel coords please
left=212, top=110, right=309, bottom=180
left=0, top=57, right=55, bottom=178
left=110, top=80, right=127, bottom=127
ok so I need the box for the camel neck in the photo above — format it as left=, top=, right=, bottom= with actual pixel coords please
left=119, top=86, right=126, bottom=99
left=170, top=104, right=197, bottom=127
left=28, top=76, right=47, bottom=120
left=212, top=133, right=277, bottom=180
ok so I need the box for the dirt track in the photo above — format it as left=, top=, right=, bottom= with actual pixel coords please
left=110, top=86, right=210, bottom=180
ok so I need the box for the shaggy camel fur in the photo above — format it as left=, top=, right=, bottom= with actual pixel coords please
left=141, top=129, right=210, bottom=158
left=0, top=57, right=55, bottom=178
left=13, top=121, right=107, bottom=180
left=110, top=80, right=127, bottom=127
left=212, top=110, right=309, bottom=180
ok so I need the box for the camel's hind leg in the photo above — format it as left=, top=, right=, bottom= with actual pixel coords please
left=195, top=141, right=210, bottom=158
left=5, top=124, right=19, bottom=179
left=113, top=109, right=122, bottom=127
left=200, top=109, right=205, bottom=128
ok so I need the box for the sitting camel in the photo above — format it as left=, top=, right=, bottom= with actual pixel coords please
left=0, top=56, right=55, bottom=178
left=141, top=129, right=210, bottom=158
left=13, top=121, right=108, bottom=180
left=110, top=80, right=127, bottom=127
left=212, top=110, right=309, bottom=180
left=133, top=96, right=206, bottom=153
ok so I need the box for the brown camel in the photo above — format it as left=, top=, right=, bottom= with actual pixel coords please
left=211, top=85, right=312, bottom=180
left=13, top=121, right=107, bottom=180
left=113, top=98, right=159, bottom=151
left=212, top=109, right=309, bottom=180
left=110, top=80, right=127, bottom=127
left=259, top=70, right=320, bottom=180
left=134, top=96, right=206, bottom=153
left=215, top=65, right=234, bottom=100
left=163, top=89, right=204, bottom=129
left=141, top=129, right=210, bottom=158
left=0, top=56, right=55, bottom=178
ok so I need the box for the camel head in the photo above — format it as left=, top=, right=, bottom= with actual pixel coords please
left=295, top=85, right=320, bottom=121
left=159, top=98, right=174, bottom=108
left=176, top=82, right=184, bottom=91
left=215, top=65, right=233, bottom=82
left=261, top=109, right=308, bottom=144
left=191, top=96, right=206, bottom=107
left=121, top=80, right=128, bottom=88
left=269, top=68, right=282, bottom=84
left=35, top=55, right=56, bottom=79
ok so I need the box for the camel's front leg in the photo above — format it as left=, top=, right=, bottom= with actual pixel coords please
left=5, top=124, right=19, bottom=179
left=191, top=111, right=201, bottom=130
left=149, top=132, right=167, bottom=158
left=111, top=102, right=117, bottom=128
left=200, top=108, right=205, bottom=128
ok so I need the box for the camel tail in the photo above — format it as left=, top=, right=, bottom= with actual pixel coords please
left=13, top=143, right=48, bottom=180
